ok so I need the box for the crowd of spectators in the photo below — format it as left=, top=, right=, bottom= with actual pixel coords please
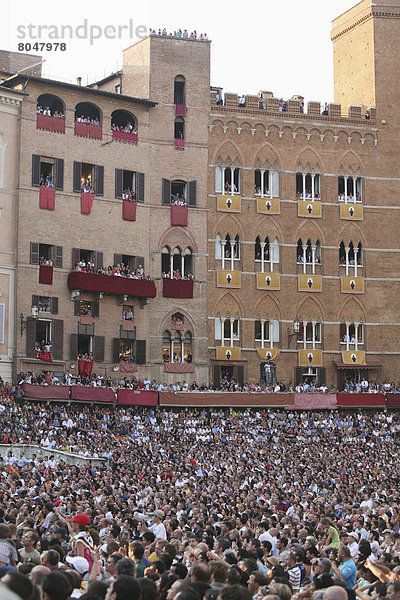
left=171, top=194, right=187, bottom=206
left=123, top=189, right=136, bottom=201
left=149, top=28, right=208, bottom=40
left=73, top=262, right=148, bottom=280
left=76, top=115, right=101, bottom=126
left=111, top=122, right=137, bottom=135
left=36, top=105, right=65, bottom=119
left=162, top=271, right=194, bottom=281
left=80, top=180, right=95, bottom=194
left=40, top=174, right=55, bottom=188
left=0, top=399, right=400, bottom=600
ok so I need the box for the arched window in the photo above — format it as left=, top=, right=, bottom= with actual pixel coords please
left=296, top=172, right=321, bottom=201
left=297, top=239, right=303, bottom=263
left=348, top=241, right=355, bottom=265
left=340, top=322, right=364, bottom=349
left=111, top=109, right=137, bottom=133
left=215, top=234, right=222, bottom=259
left=316, top=240, right=321, bottom=264
left=255, top=236, right=261, bottom=260
left=37, top=94, right=65, bottom=118
left=183, top=248, right=193, bottom=277
left=174, top=75, right=186, bottom=105
left=161, top=246, right=170, bottom=276
left=339, top=241, right=346, bottom=265
left=225, top=234, right=231, bottom=258
left=338, top=176, right=362, bottom=203
left=306, top=239, right=312, bottom=263
left=162, top=329, right=193, bottom=363
left=75, top=102, right=101, bottom=124
left=297, top=321, right=321, bottom=347
left=174, top=117, right=185, bottom=140
left=183, top=332, right=192, bottom=363
left=162, top=331, right=172, bottom=362
left=357, top=242, right=363, bottom=265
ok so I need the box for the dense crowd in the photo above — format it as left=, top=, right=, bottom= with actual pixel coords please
left=73, top=262, right=147, bottom=280
left=0, top=400, right=400, bottom=600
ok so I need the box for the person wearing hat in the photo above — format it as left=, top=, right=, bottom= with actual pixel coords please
left=66, top=513, right=95, bottom=572
left=347, top=532, right=359, bottom=559
left=135, top=509, right=167, bottom=540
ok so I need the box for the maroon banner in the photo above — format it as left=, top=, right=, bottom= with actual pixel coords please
left=126, top=133, right=138, bottom=144
left=163, top=278, right=193, bottom=299
left=37, top=114, right=52, bottom=131
left=39, top=264, right=53, bottom=285
left=387, top=393, right=400, bottom=408
left=175, top=104, right=186, bottom=116
left=117, top=389, right=157, bottom=406
left=40, top=187, right=55, bottom=210
left=123, top=200, right=137, bottom=221
left=68, top=272, right=156, bottom=298
left=175, top=138, right=185, bottom=148
left=36, top=351, right=52, bottom=363
left=112, top=130, right=125, bottom=142
left=71, top=386, right=115, bottom=402
left=89, top=124, right=102, bottom=140
left=51, top=117, right=65, bottom=133
left=81, top=192, right=94, bottom=215
left=159, top=392, right=294, bottom=407
left=22, top=384, right=70, bottom=400
left=120, top=362, right=138, bottom=373
left=164, top=363, right=195, bottom=373
left=336, top=393, right=386, bottom=407
left=122, top=320, right=135, bottom=331
left=80, top=316, right=93, bottom=325
left=293, top=393, right=337, bottom=410
left=74, top=121, right=88, bottom=137
left=78, top=359, right=93, bottom=377
left=171, top=205, right=188, bottom=226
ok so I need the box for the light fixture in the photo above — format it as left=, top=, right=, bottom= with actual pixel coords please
left=20, top=307, right=38, bottom=336
left=287, top=318, right=300, bottom=347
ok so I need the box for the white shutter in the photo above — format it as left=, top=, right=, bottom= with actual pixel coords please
left=215, top=167, right=223, bottom=193
left=214, top=318, right=222, bottom=340
left=215, top=234, right=222, bottom=259
left=0, top=304, right=4, bottom=344
left=272, top=319, right=279, bottom=342
left=273, top=238, right=279, bottom=263
left=272, top=170, right=279, bottom=197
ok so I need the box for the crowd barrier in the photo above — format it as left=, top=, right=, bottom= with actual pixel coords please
left=19, top=384, right=399, bottom=409
left=0, top=443, right=104, bottom=466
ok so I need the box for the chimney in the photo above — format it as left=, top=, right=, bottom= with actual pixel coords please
left=77, top=77, right=82, bottom=86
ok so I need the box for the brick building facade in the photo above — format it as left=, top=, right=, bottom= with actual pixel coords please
left=1, top=0, right=399, bottom=389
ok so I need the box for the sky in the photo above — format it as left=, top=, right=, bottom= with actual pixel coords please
left=2, top=0, right=358, bottom=103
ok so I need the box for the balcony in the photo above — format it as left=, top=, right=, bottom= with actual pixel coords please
left=298, top=349, right=323, bottom=366
left=74, top=121, right=102, bottom=140
left=256, top=272, right=280, bottom=290
left=36, top=114, right=65, bottom=134
left=217, top=269, right=241, bottom=288
left=81, top=192, right=94, bottom=215
left=298, top=274, right=322, bottom=292
left=340, top=204, right=363, bottom=220
left=39, top=187, right=55, bottom=210
left=162, top=278, right=193, bottom=298
left=171, top=205, right=188, bottom=226
left=298, top=201, right=322, bottom=218
left=341, top=276, right=365, bottom=294
left=123, top=200, right=137, bottom=221
left=68, top=272, right=156, bottom=298
left=256, top=197, right=280, bottom=215
left=217, top=194, right=241, bottom=212
left=121, top=320, right=135, bottom=331
left=175, top=138, right=185, bottom=149
left=112, top=130, right=138, bottom=145
left=216, top=346, right=241, bottom=361
left=39, top=265, right=53, bottom=285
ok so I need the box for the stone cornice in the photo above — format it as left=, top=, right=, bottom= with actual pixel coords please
left=0, top=93, right=22, bottom=108
left=331, top=12, right=373, bottom=41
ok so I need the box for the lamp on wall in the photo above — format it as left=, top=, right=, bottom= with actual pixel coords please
left=20, top=306, right=38, bottom=336
left=287, top=318, right=300, bottom=347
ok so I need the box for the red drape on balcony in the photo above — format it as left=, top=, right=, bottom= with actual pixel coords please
left=22, top=383, right=70, bottom=399
left=126, top=132, right=138, bottom=144
left=71, top=386, right=115, bottom=402
left=164, top=363, right=194, bottom=373
left=120, top=362, right=138, bottom=373
left=336, top=393, right=386, bottom=407
left=39, top=264, right=53, bottom=285
left=117, top=389, right=157, bottom=406
left=68, top=272, right=157, bottom=298
left=163, top=278, right=193, bottom=298
left=36, top=114, right=52, bottom=131
left=122, top=320, right=135, bottom=331
left=39, top=187, right=55, bottom=210
left=80, top=315, right=93, bottom=325
left=175, top=104, right=186, bottom=116
left=36, top=351, right=53, bottom=363
left=74, top=121, right=88, bottom=137
left=113, top=130, right=126, bottom=142
left=123, top=200, right=137, bottom=221
left=78, top=359, right=93, bottom=377
left=51, top=117, right=65, bottom=133
left=81, top=192, right=94, bottom=214
left=175, top=138, right=185, bottom=148
left=89, top=124, right=102, bottom=140
left=387, top=393, right=400, bottom=408
left=171, top=205, right=188, bottom=226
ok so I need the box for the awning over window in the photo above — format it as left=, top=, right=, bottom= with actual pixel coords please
left=334, top=360, right=382, bottom=370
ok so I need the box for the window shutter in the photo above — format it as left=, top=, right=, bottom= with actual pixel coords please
left=188, top=180, right=197, bottom=206
left=272, top=319, right=280, bottom=343
left=30, top=242, right=39, bottom=265
left=26, top=317, right=36, bottom=357
left=72, top=248, right=81, bottom=268
left=92, top=301, right=99, bottom=318
left=32, top=154, right=41, bottom=187
left=162, top=178, right=171, bottom=205
left=0, top=304, right=4, bottom=344
left=115, top=168, right=123, bottom=199
left=32, top=295, right=39, bottom=308
left=73, top=161, right=82, bottom=193
left=237, top=365, right=244, bottom=387
left=137, top=172, right=145, bottom=203
left=94, top=251, right=103, bottom=271
left=295, top=366, right=303, bottom=386
left=272, top=171, right=280, bottom=198
left=134, top=256, right=145, bottom=270
left=54, top=246, right=63, bottom=268
left=52, top=319, right=64, bottom=360
left=94, top=336, right=105, bottom=361
left=74, top=300, right=81, bottom=316
left=317, top=367, right=326, bottom=387
left=215, top=167, right=223, bottom=193
left=95, top=165, right=104, bottom=196
left=114, top=253, right=122, bottom=266
left=214, top=318, right=222, bottom=340
left=50, top=297, right=58, bottom=314
left=136, top=340, right=146, bottom=364
left=113, top=338, right=120, bottom=363
left=273, top=238, right=280, bottom=263
left=55, top=158, right=64, bottom=190
left=70, top=333, right=78, bottom=359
